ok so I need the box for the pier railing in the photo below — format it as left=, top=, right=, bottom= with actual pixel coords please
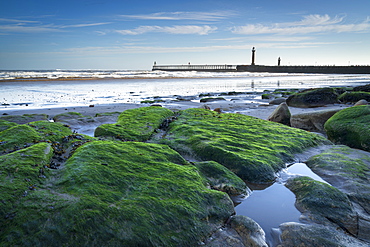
left=152, top=64, right=237, bottom=72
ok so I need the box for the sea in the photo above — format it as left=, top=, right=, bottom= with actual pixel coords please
left=1, top=69, right=370, bottom=110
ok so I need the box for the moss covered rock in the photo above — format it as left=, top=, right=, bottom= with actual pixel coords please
left=0, top=142, right=54, bottom=231
left=0, top=119, right=18, bottom=132
left=338, top=91, right=370, bottom=103
left=0, top=114, right=48, bottom=124
left=285, top=176, right=358, bottom=236
left=0, top=125, right=42, bottom=154
left=28, top=121, right=73, bottom=143
left=324, top=105, right=370, bottom=151
left=193, top=161, right=248, bottom=196
left=286, top=88, right=339, bottom=108
left=162, top=108, right=329, bottom=183
left=1, top=141, right=234, bottom=246
left=94, top=106, right=174, bottom=141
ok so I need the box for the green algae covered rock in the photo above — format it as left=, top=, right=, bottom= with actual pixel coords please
left=285, top=176, right=358, bottom=236
left=1, top=141, right=234, bottom=246
left=0, top=124, right=42, bottom=154
left=338, top=91, right=370, bottom=103
left=286, top=88, right=339, bottom=108
left=0, top=119, right=18, bottom=132
left=94, top=106, right=173, bottom=141
left=162, top=108, right=329, bottom=183
left=0, top=142, right=54, bottom=228
left=0, top=113, right=48, bottom=124
left=28, top=121, right=73, bottom=143
left=193, top=161, right=249, bottom=196
left=306, top=145, right=370, bottom=212
left=324, top=105, right=370, bottom=151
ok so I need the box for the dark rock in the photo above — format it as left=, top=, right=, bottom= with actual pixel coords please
left=290, top=109, right=339, bottom=133
left=353, top=83, right=370, bottom=92
left=324, top=105, right=370, bottom=151
left=286, top=88, right=339, bottom=108
left=285, top=176, right=358, bottom=236
left=269, top=98, right=286, bottom=105
left=267, top=102, right=291, bottom=126
left=338, top=91, right=370, bottom=103
left=278, top=222, right=368, bottom=247
left=229, top=215, right=268, bottom=247
left=200, top=97, right=226, bottom=103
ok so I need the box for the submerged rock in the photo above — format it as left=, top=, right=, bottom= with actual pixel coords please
left=286, top=88, right=339, bottom=108
left=162, top=108, right=330, bottom=183
left=1, top=141, right=235, bottom=246
left=324, top=105, right=370, bottom=151
left=94, top=106, right=173, bottom=141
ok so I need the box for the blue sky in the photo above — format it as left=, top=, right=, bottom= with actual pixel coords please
left=1, top=0, right=369, bottom=70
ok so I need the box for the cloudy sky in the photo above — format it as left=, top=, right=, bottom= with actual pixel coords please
left=1, top=0, right=369, bottom=69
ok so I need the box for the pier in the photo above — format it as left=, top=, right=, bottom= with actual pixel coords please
left=152, top=47, right=370, bottom=74
left=152, top=64, right=237, bottom=72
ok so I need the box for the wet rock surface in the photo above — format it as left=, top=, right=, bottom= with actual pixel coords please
left=286, top=88, right=340, bottom=108
left=2, top=102, right=370, bottom=246
left=290, top=109, right=339, bottom=133
left=324, top=105, right=370, bottom=151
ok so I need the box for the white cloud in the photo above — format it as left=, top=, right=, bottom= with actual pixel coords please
left=116, top=25, right=217, bottom=35
left=0, top=24, right=63, bottom=33
left=120, top=11, right=236, bottom=21
left=231, top=14, right=370, bottom=35
left=61, top=22, right=111, bottom=28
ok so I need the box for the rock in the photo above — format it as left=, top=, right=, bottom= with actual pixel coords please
left=214, top=108, right=222, bottom=113
left=229, top=215, right=268, bottom=247
left=267, top=102, right=291, bottom=126
left=306, top=145, right=370, bottom=242
left=0, top=119, right=18, bottom=132
left=285, top=176, right=358, bottom=236
left=0, top=113, right=48, bottom=124
left=269, top=98, right=286, bottom=105
left=193, top=161, right=249, bottom=196
left=200, top=97, right=226, bottom=103
left=354, top=99, right=368, bottom=106
left=0, top=124, right=42, bottom=154
left=286, top=88, right=339, bottom=108
left=290, top=109, right=339, bottom=133
left=0, top=141, right=235, bottom=246
left=54, top=111, right=120, bottom=136
left=162, top=108, right=330, bottom=183
left=353, top=83, right=370, bottom=92
left=94, top=106, right=174, bottom=141
left=278, top=222, right=368, bottom=247
left=261, top=93, right=273, bottom=99
left=338, top=91, right=370, bottom=103
left=324, top=105, right=370, bottom=151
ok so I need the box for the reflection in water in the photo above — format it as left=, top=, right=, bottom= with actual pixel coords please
left=234, top=162, right=326, bottom=245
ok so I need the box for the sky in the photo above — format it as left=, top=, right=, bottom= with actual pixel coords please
left=1, top=0, right=369, bottom=70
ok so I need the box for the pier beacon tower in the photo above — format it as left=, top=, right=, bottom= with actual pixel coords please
left=251, top=47, right=256, bottom=65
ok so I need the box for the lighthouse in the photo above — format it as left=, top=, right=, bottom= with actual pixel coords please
left=251, top=47, right=256, bottom=65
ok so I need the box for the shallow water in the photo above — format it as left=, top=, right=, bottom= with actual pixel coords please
left=1, top=70, right=370, bottom=110
left=234, top=162, right=328, bottom=246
